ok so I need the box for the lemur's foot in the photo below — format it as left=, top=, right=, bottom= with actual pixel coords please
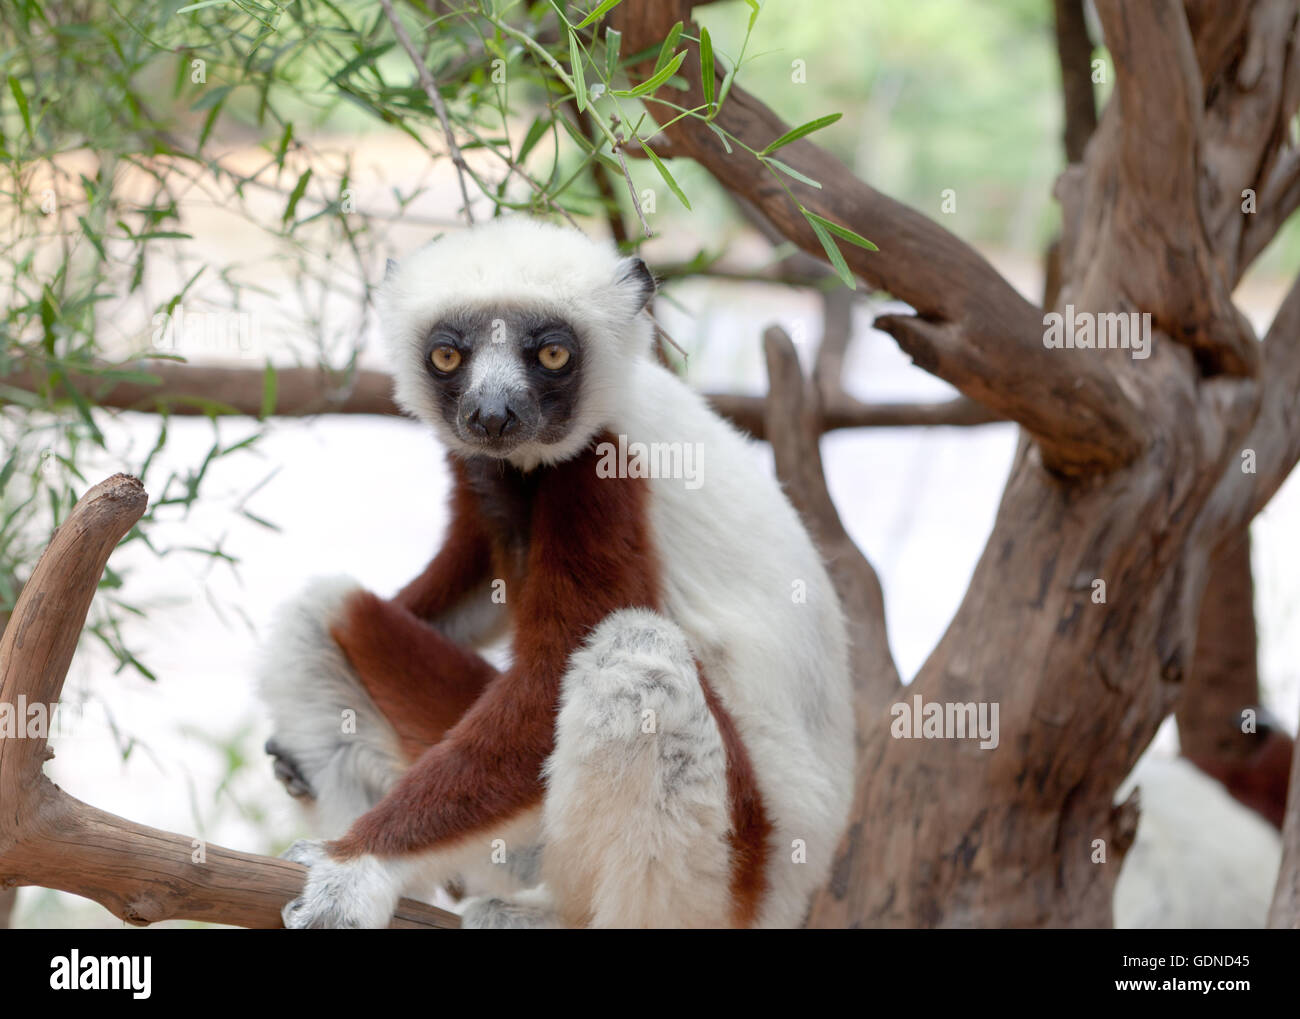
left=281, top=841, right=401, bottom=929
left=265, top=738, right=315, bottom=800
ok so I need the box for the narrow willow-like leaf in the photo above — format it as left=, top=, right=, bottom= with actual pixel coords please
left=282, top=168, right=312, bottom=223
left=653, top=21, right=684, bottom=75
left=576, top=0, right=624, bottom=29
left=615, top=49, right=686, bottom=97
left=699, top=26, right=715, bottom=111
left=567, top=24, right=588, bottom=111
left=643, top=141, right=691, bottom=210
left=804, top=209, right=878, bottom=251
left=764, top=156, right=821, bottom=189
left=806, top=214, right=854, bottom=288
left=760, top=112, right=842, bottom=155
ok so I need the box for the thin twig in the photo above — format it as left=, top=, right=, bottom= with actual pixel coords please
left=378, top=0, right=476, bottom=224
left=611, top=115, right=653, bottom=237
left=480, top=139, right=581, bottom=229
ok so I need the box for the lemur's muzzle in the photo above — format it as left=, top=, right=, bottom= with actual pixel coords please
left=466, top=392, right=520, bottom=439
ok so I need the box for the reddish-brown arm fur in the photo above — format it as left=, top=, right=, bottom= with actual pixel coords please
left=329, top=459, right=501, bottom=756
left=329, top=446, right=660, bottom=861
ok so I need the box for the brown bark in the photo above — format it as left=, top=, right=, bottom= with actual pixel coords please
left=1179, top=533, right=1292, bottom=829
left=0, top=475, right=457, bottom=929
left=1053, top=0, right=1098, bottom=164
left=5, top=361, right=403, bottom=418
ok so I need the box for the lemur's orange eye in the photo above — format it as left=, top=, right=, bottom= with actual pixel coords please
left=538, top=343, right=570, bottom=370
left=431, top=345, right=461, bottom=373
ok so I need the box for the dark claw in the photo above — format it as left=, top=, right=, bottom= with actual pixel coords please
left=265, top=738, right=315, bottom=800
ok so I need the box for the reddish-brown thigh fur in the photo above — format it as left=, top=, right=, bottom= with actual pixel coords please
left=699, top=666, right=773, bottom=928
left=325, top=436, right=775, bottom=926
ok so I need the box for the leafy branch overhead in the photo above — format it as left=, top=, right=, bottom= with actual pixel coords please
left=0, top=0, right=873, bottom=658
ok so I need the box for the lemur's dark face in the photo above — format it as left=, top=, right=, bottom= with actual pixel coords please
left=420, top=305, right=585, bottom=458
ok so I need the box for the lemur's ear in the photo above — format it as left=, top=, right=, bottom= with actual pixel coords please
left=617, top=256, right=655, bottom=312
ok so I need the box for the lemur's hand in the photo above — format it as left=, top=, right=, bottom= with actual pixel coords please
left=280, top=840, right=401, bottom=929
left=265, top=739, right=314, bottom=800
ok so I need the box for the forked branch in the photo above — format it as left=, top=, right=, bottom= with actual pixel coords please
left=0, top=475, right=457, bottom=929
left=612, top=0, right=1144, bottom=477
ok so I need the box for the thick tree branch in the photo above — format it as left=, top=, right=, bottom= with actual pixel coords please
left=1184, top=0, right=1255, bottom=89
left=612, top=0, right=1145, bottom=477
left=708, top=392, right=1000, bottom=438
left=760, top=326, right=900, bottom=712
left=813, top=288, right=854, bottom=406
left=1091, top=0, right=1259, bottom=376
left=0, top=475, right=457, bottom=929
left=1200, top=0, right=1300, bottom=284
left=1053, top=0, right=1097, bottom=163
left=4, top=358, right=1003, bottom=432
left=758, top=324, right=907, bottom=930
left=1240, top=147, right=1300, bottom=273
left=1179, top=532, right=1292, bottom=829
left=6, top=360, right=403, bottom=417
left=1208, top=271, right=1300, bottom=531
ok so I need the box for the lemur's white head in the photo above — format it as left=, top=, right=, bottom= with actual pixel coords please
left=379, top=217, right=655, bottom=469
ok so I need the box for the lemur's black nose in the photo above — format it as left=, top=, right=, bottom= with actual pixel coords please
left=468, top=399, right=519, bottom=439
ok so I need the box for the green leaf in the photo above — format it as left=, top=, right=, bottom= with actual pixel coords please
left=176, top=0, right=237, bottom=12
left=576, top=0, right=625, bottom=29
left=77, top=216, right=107, bottom=261
left=653, top=21, right=683, bottom=75
left=699, top=27, right=715, bottom=111
left=126, top=231, right=193, bottom=241
left=614, top=49, right=686, bottom=97
left=605, top=26, right=621, bottom=79
left=241, top=508, right=280, bottom=531
left=0, top=450, right=18, bottom=496
left=282, top=167, right=313, bottom=223
left=806, top=214, right=854, bottom=289
left=328, top=42, right=396, bottom=86
left=569, top=27, right=587, bottom=111
left=642, top=141, right=690, bottom=210
left=274, top=121, right=294, bottom=168
left=760, top=112, right=842, bottom=154
left=190, top=84, right=232, bottom=112
left=7, top=76, right=31, bottom=137
left=764, top=156, right=821, bottom=189
left=518, top=116, right=550, bottom=163
left=259, top=362, right=277, bottom=419
left=802, top=210, right=877, bottom=252
left=197, top=103, right=223, bottom=150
